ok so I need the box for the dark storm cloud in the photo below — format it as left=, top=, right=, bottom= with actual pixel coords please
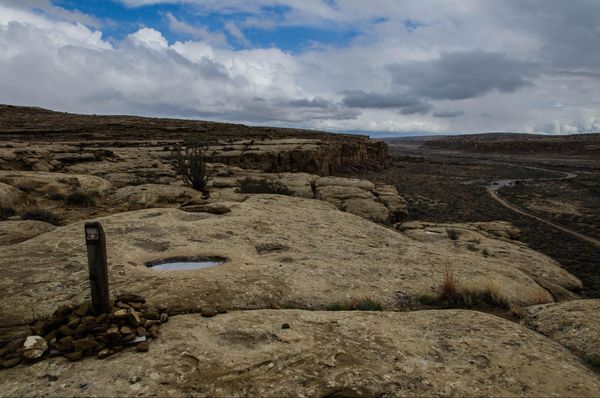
left=433, top=110, right=464, bottom=118
left=286, top=97, right=330, bottom=108
left=342, top=90, right=432, bottom=112
left=399, top=103, right=433, bottom=115
left=490, top=0, right=600, bottom=72
left=387, top=50, right=539, bottom=101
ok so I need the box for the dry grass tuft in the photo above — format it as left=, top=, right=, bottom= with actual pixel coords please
left=530, top=289, right=553, bottom=305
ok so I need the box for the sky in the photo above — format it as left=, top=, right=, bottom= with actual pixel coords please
left=1, top=1, right=599, bottom=136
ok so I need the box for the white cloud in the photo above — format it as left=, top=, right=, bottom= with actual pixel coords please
left=128, top=27, right=168, bottom=49
left=0, top=1, right=599, bottom=135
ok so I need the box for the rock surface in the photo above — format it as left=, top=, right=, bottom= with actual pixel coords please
left=1, top=310, right=600, bottom=397
left=0, top=171, right=112, bottom=196
left=112, top=184, right=204, bottom=208
left=0, top=183, right=24, bottom=209
left=0, top=220, right=56, bottom=245
left=0, top=195, right=580, bottom=326
left=524, top=299, right=600, bottom=364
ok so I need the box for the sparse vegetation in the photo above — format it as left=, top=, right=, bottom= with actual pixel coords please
left=0, top=206, right=16, bottom=221
left=434, top=266, right=509, bottom=310
left=239, top=178, right=293, bottom=195
left=325, top=298, right=383, bottom=311
left=446, top=228, right=461, bottom=240
left=584, top=354, right=600, bottom=369
left=171, top=136, right=209, bottom=192
left=531, top=289, right=553, bottom=305
left=16, top=183, right=36, bottom=193
left=46, top=191, right=65, bottom=201
left=21, top=209, right=61, bottom=225
left=65, top=190, right=96, bottom=207
left=418, top=294, right=436, bottom=306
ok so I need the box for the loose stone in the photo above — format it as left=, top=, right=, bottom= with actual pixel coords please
left=21, top=336, right=48, bottom=361
left=2, top=357, right=21, bottom=369
left=136, top=341, right=149, bottom=352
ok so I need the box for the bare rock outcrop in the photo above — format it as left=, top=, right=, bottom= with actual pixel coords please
left=0, top=220, right=56, bottom=245
left=0, top=183, right=25, bottom=209
left=207, top=138, right=387, bottom=175
left=209, top=171, right=408, bottom=224
left=396, top=220, right=582, bottom=293
left=0, top=196, right=580, bottom=326
left=0, top=171, right=112, bottom=196
left=524, top=299, right=600, bottom=365
left=2, top=310, right=600, bottom=396
left=112, top=184, right=204, bottom=208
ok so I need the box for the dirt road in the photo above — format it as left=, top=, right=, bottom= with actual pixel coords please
left=487, top=168, right=600, bottom=248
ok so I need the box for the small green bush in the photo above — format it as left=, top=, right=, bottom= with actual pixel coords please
left=325, top=303, right=348, bottom=311
left=446, top=228, right=461, bottom=240
left=0, top=206, right=16, bottom=221
left=239, top=178, right=293, bottom=195
left=65, top=190, right=96, bottom=207
left=585, top=354, right=600, bottom=368
left=22, top=209, right=61, bottom=225
left=46, top=191, right=65, bottom=201
left=325, top=298, right=383, bottom=311
left=354, top=298, right=383, bottom=311
left=16, top=183, right=36, bottom=193
left=418, top=294, right=436, bottom=306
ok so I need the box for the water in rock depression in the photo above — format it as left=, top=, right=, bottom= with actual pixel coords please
left=147, top=257, right=226, bottom=271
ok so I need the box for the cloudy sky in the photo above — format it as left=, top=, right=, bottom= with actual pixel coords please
left=1, top=0, right=599, bottom=136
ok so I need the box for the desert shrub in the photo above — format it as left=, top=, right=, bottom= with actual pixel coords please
left=354, top=298, right=383, bottom=311
left=460, top=284, right=510, bottom=310
left=482, top=248, right=491, bottom=257
left=325, top=298, right=383, bottom=311
left=434, top=267, right=509, bottom=310
left=0, top=206, right=16, bottom=221
left=46, top=191, right=65, bottom=201
left=16, top=183, right=36, bottom=193
left=22, top=209, right=61, bottom=225
left=325, top=302, right=349, bottom=311
left=418, top=294, right=436, bottom=306
left=239, top=178, right=293, bottom=195
left=446, top=228, right=461, bottom=240
left=170, top=137, right=209, bottom=192
left=530, top=289, right=553, bottom=305
left=438, top=266, right=459, bottom=301
left=585, top=354, right=600, bottom=368
left=65, top=190, right=96, bottom=207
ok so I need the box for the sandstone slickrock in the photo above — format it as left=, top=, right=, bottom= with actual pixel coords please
left=0, top=171, right=112, bottom=196
left=113, top=184, right=204, bottom=208
left=1, top=310, right=600, bottom=397
left=0, top=220, right=56, bottom=245
left=0, top=195, right=581, bottom=326
left=0, top=183, right=25, bottom=209
left=524, top=299, right=600, bottom=364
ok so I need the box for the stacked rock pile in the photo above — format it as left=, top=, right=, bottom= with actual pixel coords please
left=0, top=293, right=167, bottom=369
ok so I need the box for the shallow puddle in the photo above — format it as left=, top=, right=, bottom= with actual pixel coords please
left=147, top=257, right=226, bottom=271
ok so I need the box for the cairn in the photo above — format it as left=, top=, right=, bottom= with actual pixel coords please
left=0, top=293, right=167, bottom=369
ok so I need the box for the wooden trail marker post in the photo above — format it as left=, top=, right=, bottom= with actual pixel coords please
left=85, top=221, right=111, bottom=315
